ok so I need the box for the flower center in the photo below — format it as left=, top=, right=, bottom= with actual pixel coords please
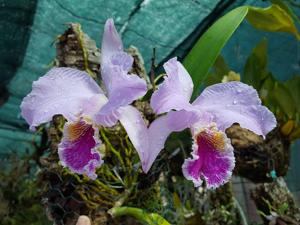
left=67, top=121, right=91, bottom=141
left=195, top=128, right=226, bottom=152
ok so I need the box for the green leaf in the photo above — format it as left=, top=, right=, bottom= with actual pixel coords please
left=283, top=75, right=300, bottom=125
left=173, top=192, right=182, bottom=209
left=204, top=55, right=230, bottom=86
left=243, top=39, right=269, bottom=90
left=259, top=75, right=275, bottom=106
left=213, top=55, right=230, bottom=77
left=284, top=75, right=300, bottom=112
left=183, top=4, right=300, bottom=99
left=183, top=6, right=249, bottom=99
left=109, top=206, right=171, bottom=225
left=270, top=0, right=300, bottom=24
left=272, top=82, right=296, bottom=118
left=247, top=4, right=300, bottom=40
left=165, top=129, right=192, bottom=152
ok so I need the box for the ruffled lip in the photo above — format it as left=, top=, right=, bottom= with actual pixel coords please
left=58, top=119, right=103, bottom=179
left=182, top=124, right=235, bottom=189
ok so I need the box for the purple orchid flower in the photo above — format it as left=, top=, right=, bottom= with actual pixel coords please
left=20, top=19, right=147, bottom=179
left=143, top=57, right=276, bottom=188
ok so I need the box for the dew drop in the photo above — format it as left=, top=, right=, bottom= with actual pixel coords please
left=183, top=87, right=189, bottom=92
left=237, top=89, right=242, bottom=93
left=30, top=96, right=35, bottom=103
left=233, top=100, right=237, bottom=105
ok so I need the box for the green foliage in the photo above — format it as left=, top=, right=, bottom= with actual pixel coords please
left=183, top=3, right=300, bottom=99
left=275, top=76, right=300, bottom=139
left=109, top=206, right=171, bottom=225
left=202, top=204, right=237, bottom=225
left=183, top=6, right=248, bottom=99
left=284, top=75, right=300, bottom=113
left=0, top=154, right=50, bottom=225
left=270, top=0, right=300, bottom=23
left=205, top=56, right=230, bottom=86
left=242, top=40, right=300, bottom=140
left=201, top=183, right=242, bottom=225
left=247, top=4, right=300, bottom=40
left=243, top=39, right=269, bottom=90
left=272, top=82, right=296, bottom=118
left=258, top=197, right=290, bottom=218
left=204, top=38, right=300, bottom=141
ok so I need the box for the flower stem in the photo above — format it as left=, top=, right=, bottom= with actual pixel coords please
left=100, top=129, right=126, bottom=170
left=108, top=206, right=171, bottom=225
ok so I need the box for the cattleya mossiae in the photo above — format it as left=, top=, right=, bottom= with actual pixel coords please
left=21, top=19, right=147, bottom=179
left=20, top=18, right=276, bottom=188
left=148, top=58, right=276, bottom=188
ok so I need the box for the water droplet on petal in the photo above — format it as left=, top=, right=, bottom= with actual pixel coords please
left=30, top=96, right=35, bottom=103
left=233, top=100, right=237, bottom=105
left=183, top=87, right=189, bottom=92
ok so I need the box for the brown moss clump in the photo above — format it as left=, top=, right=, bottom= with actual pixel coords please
left=226, top=124, right=290, bottom=183
left=251, top=177, right=300, bottom=224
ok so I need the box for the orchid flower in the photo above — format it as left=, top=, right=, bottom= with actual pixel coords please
left=20, top=19, right=147, bottom=179
left=142, top=57, right=276, bottom=188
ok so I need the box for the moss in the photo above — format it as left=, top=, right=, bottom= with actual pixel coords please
left=0, top=154, right=50, bottom=225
